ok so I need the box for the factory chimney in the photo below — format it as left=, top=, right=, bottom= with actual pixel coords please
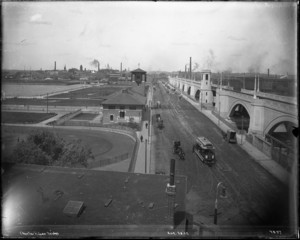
left=190, top=57, right=192, bottom=80
left=120, top=62, right=122, bottom=73
left=268, top=69, right=270, bottom=77
left=54, top=61, right=56, bottom=71
left=98, top=62, right=100, bottom=72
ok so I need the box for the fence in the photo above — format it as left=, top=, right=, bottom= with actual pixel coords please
left=246, top=133, right=295, bottom=172
left=212, top=110, right=295, bottom=172
left=88, top=153, right=129, bottom=168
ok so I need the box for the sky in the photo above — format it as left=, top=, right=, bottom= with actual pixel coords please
left=2, top=1, right=297, bottom=74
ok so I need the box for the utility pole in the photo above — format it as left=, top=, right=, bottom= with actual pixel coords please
left=46, top=93, right=48, bottom=113
left=218, top=72, right=222, bottom=127
left=145, top=139, right=147, bottom=173
left=241, top=115, right=244, bottom=145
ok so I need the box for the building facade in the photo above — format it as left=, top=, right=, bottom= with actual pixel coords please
left=131, top=68, right=147, bottom=85
left=102, top=89, right=146, bottom=124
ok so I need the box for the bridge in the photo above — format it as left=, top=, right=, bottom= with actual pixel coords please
left=168, top=72, right=298, bottom=144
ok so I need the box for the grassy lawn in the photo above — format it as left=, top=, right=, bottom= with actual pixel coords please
left=71, top=113, right=98, bottom=120
left=1, top=112, right=57, bottom=124
left=52, top=86, right=128, bottom=99
left=2, top=98, right=104, bottom=106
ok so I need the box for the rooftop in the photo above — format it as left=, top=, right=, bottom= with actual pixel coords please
left=2, top=163, right=187, bottom=237
left=102, top=87, right=147, bottom=105
left=130, top=68, right=147, bottom=73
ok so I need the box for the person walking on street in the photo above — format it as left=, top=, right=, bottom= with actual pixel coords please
left=145, top=122, right=148, bottom=129
left=140, top=135, right=143, bottom=142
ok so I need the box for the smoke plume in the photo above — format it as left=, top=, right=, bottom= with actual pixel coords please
left=90, top=59, right=100, bottom=68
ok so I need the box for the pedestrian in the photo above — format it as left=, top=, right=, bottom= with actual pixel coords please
left=140, top=135, right=143, bottom=142
left=145, top=123, right=148, bottom=129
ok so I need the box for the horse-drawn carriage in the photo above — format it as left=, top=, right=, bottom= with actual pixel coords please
left=156, top=113, right=164, bottom=129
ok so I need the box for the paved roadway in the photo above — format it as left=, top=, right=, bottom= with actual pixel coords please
left=151, top=81, right=292, bottom=234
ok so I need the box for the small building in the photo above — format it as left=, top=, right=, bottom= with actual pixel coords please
left=101, top=87, right=146, bottom=124
left=131, top=68, right=147, bottom=85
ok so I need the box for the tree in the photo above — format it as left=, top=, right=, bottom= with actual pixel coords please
left=12, top=130, right=93, bottom=168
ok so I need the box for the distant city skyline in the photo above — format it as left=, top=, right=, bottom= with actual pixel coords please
left=2, top=2, right=297, bottom=75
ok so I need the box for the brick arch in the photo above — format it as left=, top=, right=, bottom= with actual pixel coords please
left=263, top=115, right=298, bottom=136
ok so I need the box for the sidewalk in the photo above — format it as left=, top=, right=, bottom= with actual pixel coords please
left=134, top=84, right=153, bottom=174
left=134, top=121, right=151, bottom=174
left=182, top=94, right=290, bottom=186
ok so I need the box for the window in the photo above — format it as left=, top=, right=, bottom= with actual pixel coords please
left=120, top=105, right=125, bottom=110
left=206, top=92, right=208, bottom=96
left=108, top=105, right=115, bottom=109
left=120, top=111, right=125, bottom=118
left=205, top=74, right=208, bottom=80
left=129, top=106, right=136, bottom=110
left=110, top=115, right=114, bottom=121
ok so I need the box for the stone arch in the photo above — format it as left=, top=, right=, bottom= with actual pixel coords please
left=228, top=101, right=251, bottom=119
left=182, top=84, right=185, bottom=92
left=187, top=86, right=191, bottom=95
left=195, top=89, right=200, bottom=101
left=228, top=102, right=251, bottom=131
left=264, top=115, right=298, bottom=137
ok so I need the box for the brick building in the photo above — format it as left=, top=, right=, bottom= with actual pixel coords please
left=101, top=87, right=146, bottom=124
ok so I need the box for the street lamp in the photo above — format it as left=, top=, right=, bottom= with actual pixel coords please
left=241, top=115, right=244, bottom=145
left=218, top=72, right=222, bottom=128
left=214, top=182, right=227, bottom=225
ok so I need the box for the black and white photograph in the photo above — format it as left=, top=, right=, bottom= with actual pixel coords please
left=1, top=1, right=298, bottom=238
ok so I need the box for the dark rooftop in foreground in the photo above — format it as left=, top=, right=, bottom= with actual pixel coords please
left=2, top=163, right=187, bottom=238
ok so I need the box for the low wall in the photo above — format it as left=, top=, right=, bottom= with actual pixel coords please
left=88, top=153, right=129, bottom=168
left=62, top=120, right=137, bottom=141
left=128, top=133, right=140, bottom=173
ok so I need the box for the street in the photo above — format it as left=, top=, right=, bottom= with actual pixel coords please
left=151, top=81, right=291, bottom=232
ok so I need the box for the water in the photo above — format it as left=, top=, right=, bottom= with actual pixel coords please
left=2, top=83, right=85, bottom=97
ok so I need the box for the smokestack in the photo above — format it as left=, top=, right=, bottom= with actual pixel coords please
left=120, top=62, right=122, bottom=73
left=190, top=57, right=192, bottom=80
left=54, top=61, right=56, bottom=71
left=98, top=62, right=100, bottom=72
left=268, top=68, right=270, bottom=77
